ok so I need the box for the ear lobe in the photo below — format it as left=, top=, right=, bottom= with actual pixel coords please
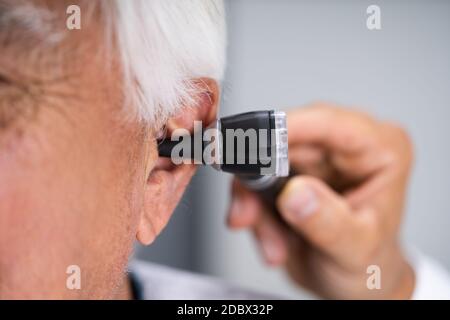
left=136, top=78, right=220, bottom=246
left=136, top=166, right=194, bottom=245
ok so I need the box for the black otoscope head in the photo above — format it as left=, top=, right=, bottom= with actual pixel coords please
left=157, top=110, right=289, bottom=178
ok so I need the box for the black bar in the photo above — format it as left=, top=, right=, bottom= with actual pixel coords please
left=0, top=300, right=447, bottom=319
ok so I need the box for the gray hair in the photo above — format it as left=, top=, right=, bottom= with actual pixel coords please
left=0, top=0, right=227, bottom=127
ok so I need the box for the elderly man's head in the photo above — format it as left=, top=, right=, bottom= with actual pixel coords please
left=0, top=0, right=225, bottom=299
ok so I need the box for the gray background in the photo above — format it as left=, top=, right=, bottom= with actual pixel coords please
left=136, top=0, right=450, bottom=298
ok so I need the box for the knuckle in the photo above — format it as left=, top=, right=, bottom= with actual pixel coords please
left=383, top=122, right=415, bottom=167
left=393, top=124, right=413, bottom=149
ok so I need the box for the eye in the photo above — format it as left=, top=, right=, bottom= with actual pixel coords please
left=0, top=74, right=9, bottom=85
left=0, top=71, right=16, bottom=88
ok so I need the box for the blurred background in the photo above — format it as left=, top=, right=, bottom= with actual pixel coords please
left=135, top=0, right=450, bottom=298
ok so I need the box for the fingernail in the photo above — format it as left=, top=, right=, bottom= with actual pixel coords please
left=283, top=185, right=318, bottom=220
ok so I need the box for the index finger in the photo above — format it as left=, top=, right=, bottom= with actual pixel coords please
left=287, top=104, right=377, bottom=154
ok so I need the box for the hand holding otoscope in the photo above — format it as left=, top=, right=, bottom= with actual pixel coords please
left=159, top=105, right=416, bottom=299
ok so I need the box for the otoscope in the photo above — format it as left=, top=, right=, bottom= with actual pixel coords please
left=157, top=110, right=290, bottom=207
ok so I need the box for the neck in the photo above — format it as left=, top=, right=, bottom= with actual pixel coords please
left=112, top=275, right=133, bottom=300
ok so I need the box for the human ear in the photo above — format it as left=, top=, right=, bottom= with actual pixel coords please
left=136, top=78, right=220, bottom=245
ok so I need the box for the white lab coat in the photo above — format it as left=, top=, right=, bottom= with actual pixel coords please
left=408, top=250, right=450, bottom=299
left=130, top=251, right=450, bottom=300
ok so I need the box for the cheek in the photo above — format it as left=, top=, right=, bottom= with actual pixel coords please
left=0, top=167, right=86, bottom=297
left=0, top=122, right=144, bottom=298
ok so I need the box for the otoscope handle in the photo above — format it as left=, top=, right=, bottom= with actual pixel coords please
left=238, top=172, right=294, bottom=224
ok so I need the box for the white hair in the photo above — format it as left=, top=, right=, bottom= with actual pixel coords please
left=109, top=0, right=226, bottom=126
left=1, top=0, right=226, bottom=127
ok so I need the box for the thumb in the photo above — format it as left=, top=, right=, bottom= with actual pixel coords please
left=276, top=176, right=366, bottom=260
